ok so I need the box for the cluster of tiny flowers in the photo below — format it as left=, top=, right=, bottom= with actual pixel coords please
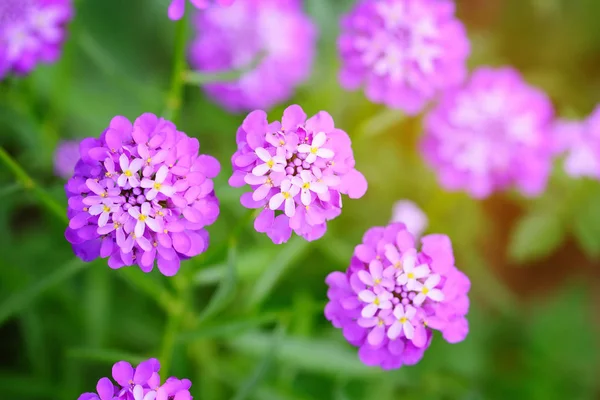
left=325, top=223, right=470, bottom=369
left=65, top=113, right=220, bottom=276
left=78, top=358, right=193, bottom=400
left=421, top=67, right=555, bottom=198
left=229, top=104, right=367, bottom=244
left=168, top=0, right=234, bottom=20
left=390, top=200, right=428, bottom=239
left=54, top=139, right=81, bottom=179
left=338, top=0, right=470, bottom=114
left=189, top=0, right=317, bottom=112
left=552, top=104, right=600, bottom=179
left=0, top=0, right=73, bottom=79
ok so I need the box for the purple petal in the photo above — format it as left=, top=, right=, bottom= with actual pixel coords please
left=157, top=255, right=181, bottom=276
left=112, top=361, right=133, bottom=386
left=96, top=377, right=115, bottom=400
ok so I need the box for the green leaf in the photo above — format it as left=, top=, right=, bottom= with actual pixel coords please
left=66, top=347, right=147, bottom=365
left=246, top=237, right=310, bottom=310
left=572, top=185, right=600, bottom=258
left=508, top=212, right=565, bottom=263
left=196, top=242, right=238, bottom=324
left=115, top=267, right=175, bottom=311
left=231, top=324, right=287, bottom=400
left=226, top=333, right=383, bottom=378
left=0, top=258, right=88, bottom=325
left=179, top=312, right=283, bottom=343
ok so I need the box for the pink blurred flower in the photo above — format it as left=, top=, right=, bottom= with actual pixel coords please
left=391, top=200, right=427, bottom=238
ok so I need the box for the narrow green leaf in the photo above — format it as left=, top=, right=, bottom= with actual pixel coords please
left=179, top=312, right=284, bottom=343
left=197, top=242, right=238, bottom=324
left=115, top=266, right=175, bottom=311
left=66, top=347, right=146, bottom=365
left=231, top=324, right=287, bottom=400
left=85, top=264, right=110, bottom=347
left=226, top=333, right=382, bottom=378
left=508, top=212, right=565, bottom=263
left=0, top=258, right=88, bottom=325
left=246, top=237, right=310, bottom=310
left=183, top=52, right=265, bottom=85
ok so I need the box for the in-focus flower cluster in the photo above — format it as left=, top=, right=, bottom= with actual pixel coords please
left=553, top=105, right=600, bottom=180
left=325, top=223, right=470, bottom=369
left=65, top=113, right=220, bottom=276
left=189, top=0, right=317, bottom=112
left=229, top=105, right=367, bottom=244
left=0, top=0, right=73, bottom=79
left=390, top=200, right=427, bottom=239
left=338, top=0, right=469, bottom=114
left=78, top=358, right=193, bottom=400
left=421, top=67, right=554, bottom=198
left=168, top=0, right=235, bottom=21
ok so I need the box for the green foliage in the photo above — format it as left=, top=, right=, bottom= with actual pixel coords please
left=1, top=0, right=600, bottom=399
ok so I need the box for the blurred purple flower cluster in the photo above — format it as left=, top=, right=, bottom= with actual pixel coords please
left=189, top=0, right=317, bottom=112
left=0, top=0, right=73, bottom=79
left=338, top=0, right=470, bottom=114
left=325, top=223, right=470, bottom=369
left=422, top=67, right=555, bottom=198
left=230, top=105, right=367, bottom=243
left=78, top=359, right=192, bottom=400
left=553, top=105, right=600, bottom=179
left=65, top=113, right=220, bottom=276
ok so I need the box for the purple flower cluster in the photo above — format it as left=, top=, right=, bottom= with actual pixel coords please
left=553, top=105, right=600, bottom=179
left=229, top=105, right=367, bottom=244
left=189, top=0, right=317, bottom=112
left=54, top=139, right=81, bottom=179
left=65, top=113, right=220, bottom=276
left=0, top=0, right=73, bottom=79
left=78, top=358, right=192, bottom=400
left=325, top=223, right=470, bottom=369
left=421, top=67, right=554, bottom=198
left=168, top=0, right=235, bottom=21
left=338, top=0, right=469, bottom=114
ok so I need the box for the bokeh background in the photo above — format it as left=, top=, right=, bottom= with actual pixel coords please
left=1, top=0, right=600, bottom=399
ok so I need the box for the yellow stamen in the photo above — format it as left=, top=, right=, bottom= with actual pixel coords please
left=153, top=241, right=158, bottom=247
left=105, top=172, right=112, bottom=177
left=153, top=182, right=162, bottom=190
left=124, top=170, right=132, bottom=177
left=147, top=158, right=152, bottom=164
left=163, top=229, right=168, bottom=234
left=102, top=205, right=110, bottom=212
left=302, top=182, right=310, bottom=189
left=83, top=207, right=89, bottom=212
left=138, top=215, right=147, bottom=222
left=422, top=287, right=429, bottom=295
left=377, top=318, right=384, bottom=326
left=267, top=159, right=274, bottom=168
left=282, top=191, right=291, bottom=199
left=374, top=297, right=380, bottom=306
left=279, top=139, right=285, bottom=145
left=399, top=317, right=407, bottom=324
left=101, top=191, right=108, bottom=198
left=407, top=272, right=415, bottom=279
left=374, top=278, right=382, bottom=285
left=310, top=147, right=318, bottom=154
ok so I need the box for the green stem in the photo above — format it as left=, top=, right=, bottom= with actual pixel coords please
left=0, top=147, right=67, bottom=224
left=163, top=14, right=189, bottom=123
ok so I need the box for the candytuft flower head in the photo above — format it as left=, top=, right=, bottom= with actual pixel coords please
left=54, top=139, right=81, bottom=179
left=0, top=0, right=73, bottom=80
left=168, top=0, right=235, bottom=20
left=552, top=105, right=600, bottom=179
left=230, top=104, right=368, bottom=244
left=77, top=358, right=193, bottom=400
left=65, top=113, right=220, bottom=276
left=391, top=200, right=427, bottom=239
left=421, top=67, right=554, bottom=198
left=189, top=0, right=317, bottom=112
left=325, top=223, right=470, bottom=369
left=338, top=0, right=469, bottom=114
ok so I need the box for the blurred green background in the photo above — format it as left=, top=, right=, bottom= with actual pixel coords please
left=1, top=0, right=600, bottom=399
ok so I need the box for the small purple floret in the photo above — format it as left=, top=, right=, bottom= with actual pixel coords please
left=65, top=113, right=220, bottom=276
left=230, top=104, right=367, bottom=244
left=325, top=223, right=470, bottom=370
left=54, top=139, right=81, bottom=179
left=0, top=0, right=73, bottom=79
